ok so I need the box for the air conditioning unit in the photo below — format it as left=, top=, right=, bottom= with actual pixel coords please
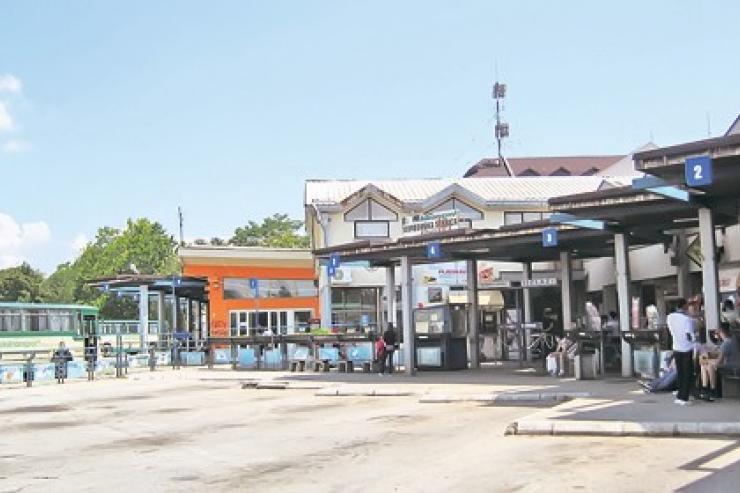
left=331, top=267, right=353, bottom=285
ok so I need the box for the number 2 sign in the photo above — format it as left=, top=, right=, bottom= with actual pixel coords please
left=685, top=155, right=712, bottom=187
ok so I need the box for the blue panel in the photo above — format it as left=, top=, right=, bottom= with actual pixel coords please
left=330, top=254, right=341, bottom=268
left=427, top=241, right=442, bottom=259
left=249, top=278, right=258, bottom=290
left=213, top=349, right=231, bottom=364
left=685, top=155, right=713, bottom=187
left=417, top=347, right=442, bottom=367
left=263, top=349, right=283, bottom=368
left=345, top=342, right=373, bottom=362
left=542, top=228, right=558, bottom=247
left=319, top=347, right=339, bottom=363
left=327, top=265, right=336, bottom=277
left=291, top=346, right=310, bottom=361
left=238, top=347, right=257, bottom=368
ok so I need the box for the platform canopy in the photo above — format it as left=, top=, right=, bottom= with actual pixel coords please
left=87, top=274, right=209, bottom=302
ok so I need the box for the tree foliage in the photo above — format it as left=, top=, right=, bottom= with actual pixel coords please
left=230, top=213, right=309, bottom=248
left=0, top=263, right=47, bottom=302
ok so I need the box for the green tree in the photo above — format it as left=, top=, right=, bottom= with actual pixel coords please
left=45, top=218, right=179, bottom=318
left=0, top=262, right=47, bottom=302
left=230, top=213, right=309, bottom=248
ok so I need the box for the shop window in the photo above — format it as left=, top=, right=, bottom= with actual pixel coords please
left=223, top=278, right=318, bottom=299
left=505, top=211, right=548, bottom=225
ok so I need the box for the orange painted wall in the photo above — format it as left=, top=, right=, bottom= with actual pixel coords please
left=183, top=264, right=320, bottom=337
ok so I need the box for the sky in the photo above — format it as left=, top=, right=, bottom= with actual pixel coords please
left=1, top=0, right=738, bottom=273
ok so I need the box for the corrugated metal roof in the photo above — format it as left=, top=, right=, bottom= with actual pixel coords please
left=305, top=176, right=608, bottom=206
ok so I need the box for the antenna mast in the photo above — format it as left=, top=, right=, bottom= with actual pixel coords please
left=178, top=206, right=184, bottom=246
left=492, top=81, right=513, bottom=176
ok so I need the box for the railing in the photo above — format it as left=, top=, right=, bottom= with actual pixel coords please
left=98, top=320, right=162, bottom=336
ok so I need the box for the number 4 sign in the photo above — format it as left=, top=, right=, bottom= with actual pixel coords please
left=685, top=155, right=712, bottom=187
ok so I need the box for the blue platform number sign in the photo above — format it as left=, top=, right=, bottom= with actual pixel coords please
left=685, top=155, right=713, bottom=187
left=542, top=228, right=558, bottom=248
left=427, top=241, right=441, bottom=259
left=249, top=278, right=259, bottom=296
left=327, top=265, right=336, bottom=278
left=329, top=254, right=341, bottom=269
left=173, top=277, right=182, bottom=287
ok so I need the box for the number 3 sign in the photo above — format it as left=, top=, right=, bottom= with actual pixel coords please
left=685, top=155, right=712, bottom=187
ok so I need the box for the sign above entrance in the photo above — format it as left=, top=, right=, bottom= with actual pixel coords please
left=427, top=241, right=441, bottom=259
left=402, top=210, right=472, bottom=236
left=522, top=278, right=558, bottom=288
left=542, top=228, right=558, bottom=247
left=685, top=155, right=713, bottom=187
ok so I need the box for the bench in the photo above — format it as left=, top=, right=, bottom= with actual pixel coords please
left=337, top=360, right=354, bottom=373
left=289, top=360, right=307, bottom=372
left=312, top=360, right=331, bottom=372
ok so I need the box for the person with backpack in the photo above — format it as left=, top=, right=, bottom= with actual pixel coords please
left=375, top=335, right=386, bottom=375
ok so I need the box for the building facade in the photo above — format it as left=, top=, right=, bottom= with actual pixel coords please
left=179, top=247, right=319, bottom=337
left=304, top=176, right=620, bottom=329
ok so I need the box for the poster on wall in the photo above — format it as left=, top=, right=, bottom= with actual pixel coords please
left=428, top=287, right=443, bottom=304
left=631, top=296, right=640, bottom=330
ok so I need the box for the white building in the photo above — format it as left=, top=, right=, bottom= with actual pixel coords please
left=304, top=176, right=625, bottom=329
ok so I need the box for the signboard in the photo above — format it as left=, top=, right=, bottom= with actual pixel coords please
left=427, top=241, right=441, bottom=259
left=522, top=278, right=558, bottom=288
left=542, top=228, right=558, bottom=247
left=329, top=254, right=341, bottom=269
left=172, top=277, right=182, bottom=287
left=685, top=155, right=713, bottom=187
left=402, top=210, right=472, bottom=236
left=327, top=265, right=336, bottom=278
left=686, top=235, right=703, bottom=268
left=482, top=280, right=512, bottom=289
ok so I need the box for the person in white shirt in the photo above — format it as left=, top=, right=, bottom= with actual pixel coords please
left=666, top=299, right=696, bottom=405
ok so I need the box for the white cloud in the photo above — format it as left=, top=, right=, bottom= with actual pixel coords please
left=2, top=139, right=31, bottom=153
left=0, top=102, right=12, bottom=131
left=0, top=75, right=22, bottom=94
left=0, top=212, right=52, bottom=268
left=71, top=233, right=89, bottom=254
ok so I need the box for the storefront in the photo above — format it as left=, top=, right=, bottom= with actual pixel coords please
left=179, top=246, right=319, bottom=337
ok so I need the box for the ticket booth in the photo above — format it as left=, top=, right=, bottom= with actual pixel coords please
left=413, top=305, right=468, bottom=370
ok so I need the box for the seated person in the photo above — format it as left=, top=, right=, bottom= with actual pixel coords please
left=547, top=336, right=577, bottom=376
left=717, top=324, right=740, bottom=377
left=639, top=353, right=677, bottom=393
left=698, top=334, right=721, bottom=401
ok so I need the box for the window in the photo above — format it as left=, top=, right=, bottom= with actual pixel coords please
left=331, top=287, right=379, bottom=329
left=223, top=279, right=318, bottom=299
left=504, top=211, right=549, bottom=225
left=427, top=198, right=483, bottom=220
left=354, top=221, right=389, bottom=238
left=344, top=199, right=397, bottom=221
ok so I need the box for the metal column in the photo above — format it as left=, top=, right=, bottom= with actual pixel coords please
left=675, top=232, right=690, bottom=299
left=400, top=256, right=415, bottom=376
left=560, top=251, right=572, bottom=333
left=466, top=260, right=480, bottom=369
left=699, top=207, right=720, bottom=340
left=615, top=233, right=633, bottom=378
left=157, top=291, right=166, bottom=339
left=320, top=266, right=332, bottom=329
left=138, top=284, right=149, bottom=349
left=522, top=262, right=532, bottom=323
left=385, top=265, right=396, bottom=327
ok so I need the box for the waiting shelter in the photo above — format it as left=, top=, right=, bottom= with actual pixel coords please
left=87, top=274, right=210, bottom=350
left=314, top=132, right=740, bottom=377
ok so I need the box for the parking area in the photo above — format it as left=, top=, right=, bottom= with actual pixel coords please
left=1, top=368, right=739, bottom=492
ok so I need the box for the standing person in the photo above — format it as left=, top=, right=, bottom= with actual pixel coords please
left=666, top=298, right=696, bottom=405
left=375, top=335, right=386, bottom=375
left=382, top=323, right=397, bottom=375
left=52, top=341, right=73, bottom=384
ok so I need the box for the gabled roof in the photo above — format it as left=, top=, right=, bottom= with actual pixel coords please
left=418, top=182, right=487, bottom=210
left=464, top=155, right=625, bottom=178
left=305, top=176, right=610, bottom=209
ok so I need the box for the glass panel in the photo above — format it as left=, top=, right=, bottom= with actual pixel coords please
left=344, top=200, right=370, bottom=221
left=269, top=312, right=278, bottom=330
left=428, top=199, right=455, bottom=214
left=224, top=278, right=317, bottom=299
left=523, top=212, right=542, bottom=223
left=295, top=280, right=318, bottom=297
left=355, top=221, right=389, bottom=238
left=279, top=312, right=288, bottom=333
left=257, top=312, right=268, bottom=330
left=224, top=278, right=252, bottom=299
left=504, top=212, right=523, bottom=225
left=452, top=199, right=484, bottom=220
left=369, top=199, right=397, bottom=220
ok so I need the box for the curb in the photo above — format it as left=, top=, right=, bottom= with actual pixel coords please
left=419, top=391, right=591, bottom=404
left=508, top=420, right=740, bottom=437
left=315, top=388, right=413, bottom=397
